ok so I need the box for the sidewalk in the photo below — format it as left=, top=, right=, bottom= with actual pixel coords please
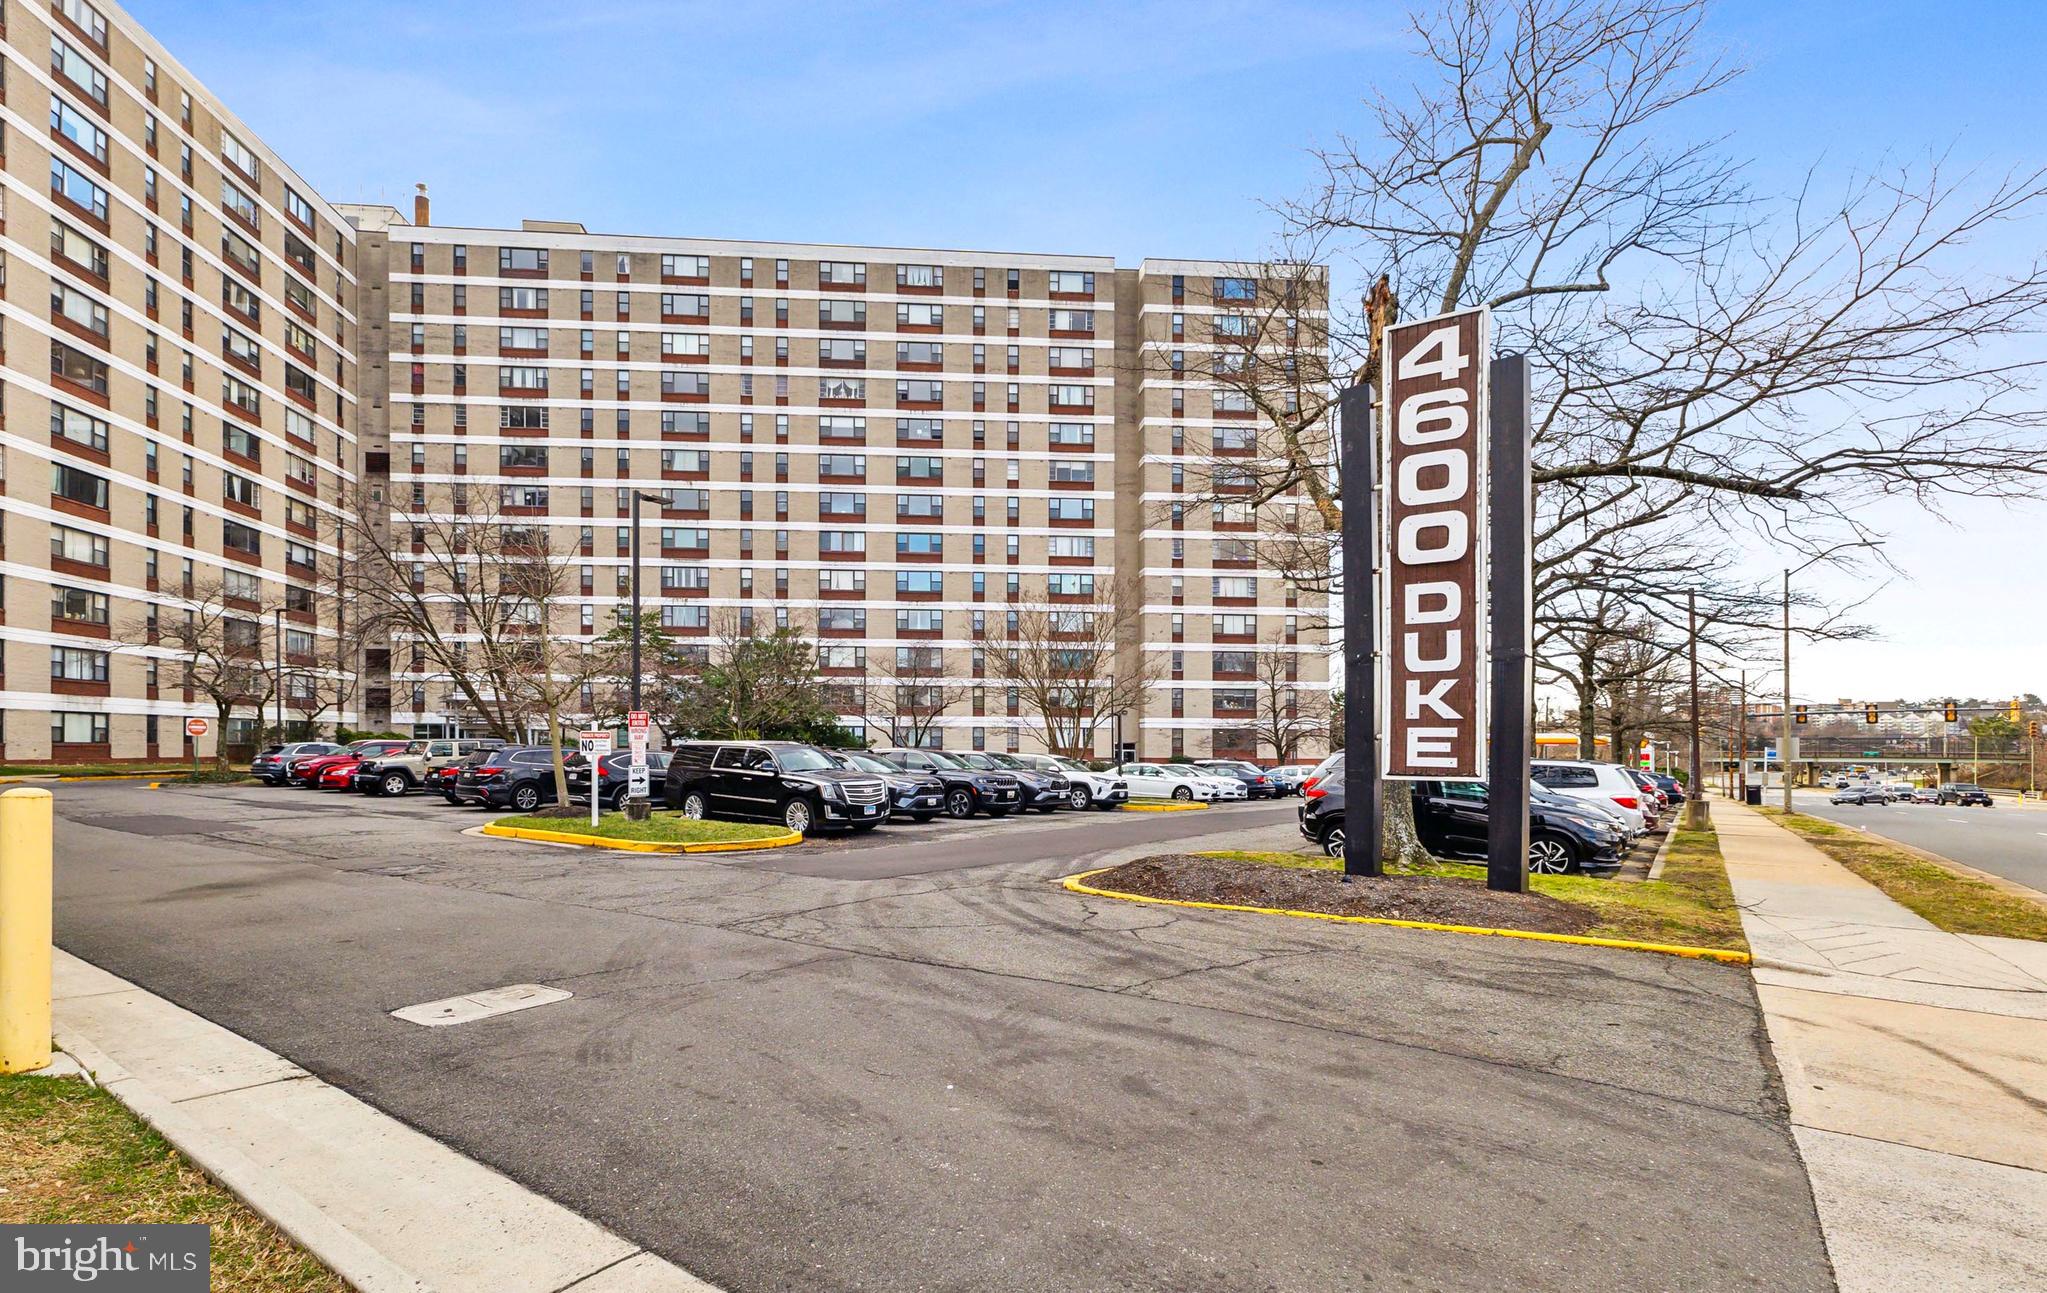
left=1713, top=801, right=2047, bottom=1293
left=50, top=949, right=720, bottom=1293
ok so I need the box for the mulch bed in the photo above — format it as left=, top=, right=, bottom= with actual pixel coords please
left=1084, top=854, right=1595, bottom=936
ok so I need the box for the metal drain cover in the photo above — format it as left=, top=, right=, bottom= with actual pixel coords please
left=391, top=984, right=571, bottom=1027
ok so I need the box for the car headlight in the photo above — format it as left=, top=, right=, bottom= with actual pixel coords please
left=820, top=783, right=843, bottom=800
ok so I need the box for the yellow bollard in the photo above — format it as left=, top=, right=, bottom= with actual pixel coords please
left=0, top=787, right=53, bottom=1074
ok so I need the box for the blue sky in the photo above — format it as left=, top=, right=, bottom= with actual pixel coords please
left=127, top=0, right=2047, bottom=698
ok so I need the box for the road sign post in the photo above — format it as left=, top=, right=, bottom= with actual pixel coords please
left=625, top=710, right=652, bottom=820
left=185, top=716, right=209, bottom=775
left=578, top=730, right=614, bottom=828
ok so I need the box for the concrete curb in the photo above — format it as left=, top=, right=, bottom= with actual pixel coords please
left=51, top=950, right=722, bottom=1293
left=1061, top=867, right=1753, bottom=964
left=481, top=820, right=803, bottom=853
left=1118, top=801, right=1211, bottom=813
left=1770, top=808, right=2047, bottom=908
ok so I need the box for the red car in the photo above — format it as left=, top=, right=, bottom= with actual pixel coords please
left=288, top=740, right=408, bottom=787
left=316, top=756, right=369, bottom=789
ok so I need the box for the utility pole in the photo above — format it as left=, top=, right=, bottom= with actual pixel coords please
left=274, top=607, right=285, bottom=742
left=1737, top=670, right=1749, bottom=802
left=1685, top=590, right=1705, bottom=829
left=1781, top=568, right=1793, bottom=809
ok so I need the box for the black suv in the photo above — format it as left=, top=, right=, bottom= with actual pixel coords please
left=666, top=741, right=890, bottom=834
left=451, top=746, right=567, bottom=811
left=1298, top=763, right=1625, bottom=874
left=871, top=748, right=1023, bottom=819
left=566, top=751, right=673, bottom=810
left=953, top=751, right=1068, bottom=813
left=827, top=751, right=947, bottom=822
left=1937, top=783, right=1994, bottom=807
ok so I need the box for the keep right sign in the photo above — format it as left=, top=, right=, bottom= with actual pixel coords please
left=1382, top=307, right=1489, bottom=779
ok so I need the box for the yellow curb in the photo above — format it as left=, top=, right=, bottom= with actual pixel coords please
left=480, top=821, right=803, bottom=854
left=1060, top=867, right=1752, bottom=965
left=1119, top=801, right=1211, bottom=812
left=0, top=772, right=183, bottom=783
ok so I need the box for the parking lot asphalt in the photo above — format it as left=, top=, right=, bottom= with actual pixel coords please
left=50, top=780, right=1833, bottom=1292
left=1789, top=788, right=2047, bottom=896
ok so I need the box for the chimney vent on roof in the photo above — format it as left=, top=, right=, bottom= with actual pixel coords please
left=413, top=183, right=430, bottom=227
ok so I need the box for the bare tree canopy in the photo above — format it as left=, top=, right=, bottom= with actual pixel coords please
left=983, top=573, right=1166, bottom=758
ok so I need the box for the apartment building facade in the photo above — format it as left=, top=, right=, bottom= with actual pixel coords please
left=0, top=0, right=1328, bottom=765
left=0, top=0, right=359, bottom=762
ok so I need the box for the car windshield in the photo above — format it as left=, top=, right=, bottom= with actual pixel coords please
left=920, top=750, right=967, bottom=769
left=1052, top=757, right=1091, bottom=772
left=1952, top=784, right=1981, bottom=791
left=1160, top=766, right=1205, bottom=778
left=773, top=748, right=837, bottom=773
left=842, top=753, right=895, bottom=774
left=1207, top=762, right=1255, bottom=775
left=985, top=754, right=1029, bottom=770
left=953, top=753, right=999, bottom=770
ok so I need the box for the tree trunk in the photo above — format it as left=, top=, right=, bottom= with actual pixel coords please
left=1575, top=655, right=1598, bottom=759
left=214, top=699, right=234, bottom=770
left=1379, top=783, right=1433, bottom=866
left=546, top=701, right=570, bottom=811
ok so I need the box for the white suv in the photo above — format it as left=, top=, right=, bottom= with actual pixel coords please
left=1531, top=760, right=1650, bottom=835
left=1014, top=754, right=1129, bottom=811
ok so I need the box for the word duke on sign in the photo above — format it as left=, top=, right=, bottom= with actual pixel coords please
left=1381, top=307, right=1489, bottom=778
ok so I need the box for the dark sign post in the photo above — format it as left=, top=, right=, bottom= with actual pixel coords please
left=1338, top=383, right=1382, bottom=877
left=1485, top=354, right=1532, bottom=893
left=1382, top=309, right=1489, bottom=779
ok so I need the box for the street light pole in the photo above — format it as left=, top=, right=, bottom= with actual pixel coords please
left=1685, top=589, right=1705, bottom=830
left=1782, top=568, right=1792, bottom=809
left=273, top=607, right=285, bottom=742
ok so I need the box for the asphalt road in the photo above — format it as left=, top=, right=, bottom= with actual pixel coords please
left=1790, top=788, right=2047, bottom=896
left=50, top=781, right=1833, bottom=1292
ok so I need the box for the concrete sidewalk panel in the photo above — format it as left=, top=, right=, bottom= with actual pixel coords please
left=1759, top=984, right=2047, bottom=1172
left=1796, top=1126, right=2047, bottom=1293
left=62, top=987, right=307, bottom=1101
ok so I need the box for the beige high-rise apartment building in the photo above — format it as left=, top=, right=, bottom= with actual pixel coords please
left=0, top=0, right=359, bottom=762
left=1, top=0, right=1328, bottom=765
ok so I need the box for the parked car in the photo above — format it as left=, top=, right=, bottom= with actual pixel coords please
left=1013, top=755, right=1129, bottom=811
left=315, top=755, right=370, bottom=790
left=1193, top=759, right=1281, bottom=799
left=1530, top=760, right=1651, bottom=835
left=666, top=741, right=891, bottom=834
left=565, top=750, right=674, bottom=810
left=250, top=741, right=340, bottom=786
left=1160, top=764, right=1249, bottom=800
left=1909, top=786, right=1940, bottom=804
left=826, top=750, right=947, bottom=822
left=286, top=739, right=408, bottom=787
left=1624, top=768, right=1670, bottom=812
left=1830, top=785, right=1893, bottom=805
left=1299, top=772, right=1626, bottom=873
left=951, top=751, right=1068, bottom=813
left=1266, top=764, right=1316, bottom=797
left=1646, top=772, right=1687, bottom=805
left=1937, top=783, right=1994, bottom=807
left=353, top=737, right=506, bottom=797
left=433, top=754, right=484, bottom=804
left=451, top=746, right=570, bottom=812
left=1114, top=762, right=1222, bottom=802
left=869, top=748, right=1023, bottom=819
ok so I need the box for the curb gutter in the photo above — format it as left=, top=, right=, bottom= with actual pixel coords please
left=1118, top=801, right=1211, bottom=813
left=481, top=821, right=803, bottom=853
left=1061, top=867, right=1752, bottom=965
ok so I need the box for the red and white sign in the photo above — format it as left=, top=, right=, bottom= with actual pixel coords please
left=185, top=717, right=210, bottom=738
left=626, top=710, right=650, bottom=732
left=1381, top=307, right=1489, bottom=779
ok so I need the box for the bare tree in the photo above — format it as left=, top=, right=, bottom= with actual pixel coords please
left=130, top=580, right=280, bottom=768
left=866, top=644, right=963, bottom=749
left=984, top=574, right=1167, bottom=757
left=1246, top=634, right=1330, bottom=762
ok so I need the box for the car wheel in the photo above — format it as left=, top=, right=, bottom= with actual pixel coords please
left=911, top=813, right=937, bottom=824
left=1320, top=824, right=1345, bottom=859
left=511, top=784, right=541, bottom=812
left=1068, top=786, right=1093, bottom=811
left=680, top=792, right=708, bottom=820
left=1172, top=785, right=1193, bottom=801
left=783, top=798, right=814, bottom=835
left=1528, top=834, right=1576, bottom=875
left=440, top=792, right=460, bottom=805
left=381, top=772, right=409, bottom=797
left=946, top=789, right=977, bottom=819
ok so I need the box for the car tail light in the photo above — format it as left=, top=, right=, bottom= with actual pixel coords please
left=1612, top=796, right=1639, bottom=810
left=475, top=768, right=503, bottom=779
left=1304, top=782, right=1330, bottom=799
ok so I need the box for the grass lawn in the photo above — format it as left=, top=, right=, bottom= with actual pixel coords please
left=492, top=810, right=790, bottom=844
left=0, top=1073, right=346, bottom=1292
left=1757, top=807, right=2047, bottom=942
left=0, top=763, right=195, bottom=778
left=1196, top=826, right=1747, bottom=952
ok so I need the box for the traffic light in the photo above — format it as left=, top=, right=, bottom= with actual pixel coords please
left=1794, top=704, right=1809, bottom=725
left=2031, top=720, right=2042, bottom=740
left=1944, top=700, right=1959, bottom=723
left=2011, top=697, right=2024, bottom=721
left=1864, top=704, right=1880, bottom=724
